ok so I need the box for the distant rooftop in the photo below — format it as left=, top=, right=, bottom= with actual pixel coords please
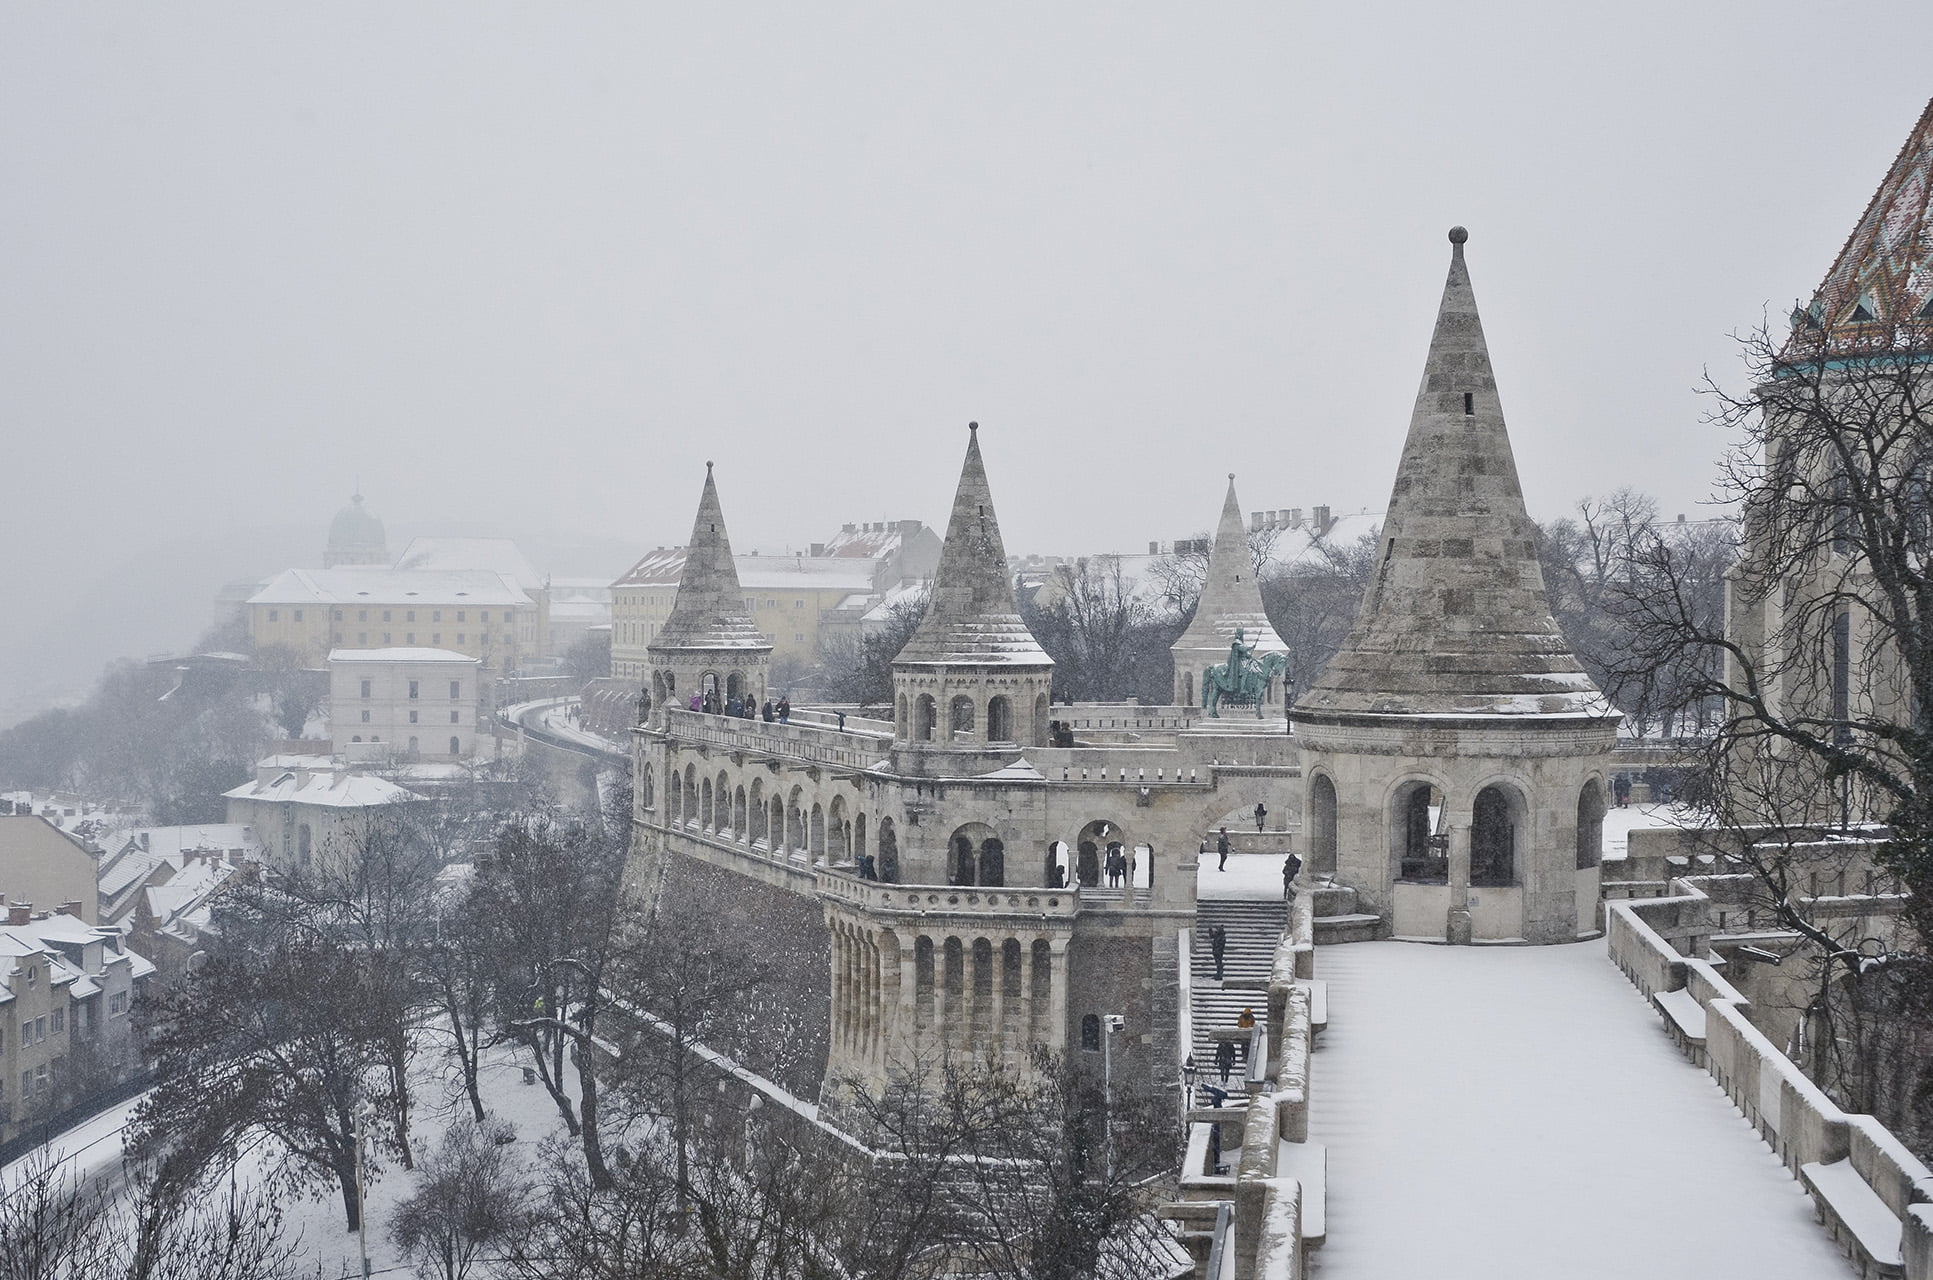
left=249, top=567, right=532, bottom=607
left=392, top=537, right=544, bottom=592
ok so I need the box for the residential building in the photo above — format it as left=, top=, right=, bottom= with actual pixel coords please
left=0, top=814, right=101, bottom=925
left=223, top=756, right=427, bottom=872
left=328, top=647, right=481, bottom=760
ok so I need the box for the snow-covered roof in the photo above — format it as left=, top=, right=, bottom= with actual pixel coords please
left=737, top=555, right=880, bottom=593
left=327, top=647, right=480, bottom=665
left=391, top=537, right=544, bottom=591
left=248, top=568, right=533, bottom=608
left=224, top=767, right=423, bottom=809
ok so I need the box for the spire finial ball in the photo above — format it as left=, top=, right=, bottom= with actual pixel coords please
left=1448, top=226, right=1469, bottom=245
left=968, top=421, right=978, bottom=432
left=705, top=460, right=714, bottom=472
left=1228, top=472, right=1236, bottom=481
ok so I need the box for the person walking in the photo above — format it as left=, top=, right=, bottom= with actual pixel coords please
left=762, top=699, right=775, bottom=722
left=1209, top=924, right=1227, bottom=981
left=1236, top=1008, right=1256, bottom=1064
left=778, top=696, right=791, bottom=724
left=1282, top=852, right=1303, bottom=901
left=1217, top=827, right=1231, bottom=872
left=1214, top=1037, right=1236, bottom=1085
left=836, top=710, right=847, bottom=732
left=1253, top=802, right=1267, bottom=833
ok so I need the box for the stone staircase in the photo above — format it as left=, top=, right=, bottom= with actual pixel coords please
left=1188, top=898, right=1284, bottom=1093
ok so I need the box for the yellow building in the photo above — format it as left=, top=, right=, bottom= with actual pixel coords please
left=247, top=568, right=537, bottom=692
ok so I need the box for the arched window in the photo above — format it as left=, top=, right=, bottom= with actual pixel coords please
left=1183, top=671, right=1194, bottom=707
left=1033, top=693, right=1049, bottom=746
left=986, top=696, right=1012, bottom=742
left=950, top=695, right=975, bottom=738
left=877, top=818, right=899, bottom=882
left=352, top=735, right=362, bottom=743
left=896, top=693, right=908, bottom=738
left=450, top=736, right=461, bottom=756
left=702, top=779, right=714, bottom=829
left=1471, top=785, right=1518, bottom=887
left=953, top=834, right=977, bottom=886
left=749, top=779, right=766, bottom=845
left=734, top=786, right=748, bottom=837
left=1077, top=840, right=1100, bottom=887
left=914, top=936, right=935, bottom=1022
left=669, top=773, right=683, bottom=825
left=1395, top=782, right=1444, bottom=883
left=1575, top=779, right=1606, bottom=870
left=853, top=812, right=867, bottom=863
left=915, top=695, right=936, bottom=742
left=810, top=804, right=826, bottom=858
left=408, top=736, right=419, bottom=754
left=980, top=838, right=1005, bottom=887
left=770, top=797, right=786, bottom=850
left=1080, top=1013, right=1102, bottom=1052
left=1310, top=774, right=1339, bottom=876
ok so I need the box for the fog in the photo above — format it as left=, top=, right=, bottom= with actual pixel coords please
left=1, top=3, right=1923, bottom=723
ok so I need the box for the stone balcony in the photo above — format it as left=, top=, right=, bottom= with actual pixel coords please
left=664, top=707, right=888, bottom=771
left=816, top=867, right=1081, bottom=925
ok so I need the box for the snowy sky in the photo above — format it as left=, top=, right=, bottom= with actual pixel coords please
left=2, top=4, right=1927, bottom=712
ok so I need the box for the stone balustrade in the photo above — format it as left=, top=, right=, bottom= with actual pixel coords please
left=667, top=707, right=887, bottom=770
left=1609, top=881, right=1933, bottom=1279
left=817, top=866, right=1080, bottom=921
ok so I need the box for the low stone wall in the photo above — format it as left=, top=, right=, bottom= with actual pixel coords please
left=1609, top=882, right=1933, bottom=1278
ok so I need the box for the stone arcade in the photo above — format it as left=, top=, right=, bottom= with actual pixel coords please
left=628, top=428, right=1301, bottom=1109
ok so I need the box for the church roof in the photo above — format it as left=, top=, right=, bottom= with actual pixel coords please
left=892, top=425, right=1050, bottom=668
left=393, top=537, right=543, bottom=592
left=648, top=465, right=772, bottom=654
left=1294, top=230, right=1614, bottom=721
left=1800, top=96, right=1933, bottom=339
left=1171, top=477, right=1290, bottom=658
left=326, top=493, right=388, bottom=564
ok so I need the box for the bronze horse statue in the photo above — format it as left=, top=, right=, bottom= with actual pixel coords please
left=1202, top=650, right=1289, bottom=718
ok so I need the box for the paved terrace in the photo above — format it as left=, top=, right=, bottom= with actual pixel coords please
left=1304, top=938, right=1851, bottom=1279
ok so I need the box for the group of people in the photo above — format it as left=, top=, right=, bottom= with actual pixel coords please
left=688, top=688, right=791, bottom=723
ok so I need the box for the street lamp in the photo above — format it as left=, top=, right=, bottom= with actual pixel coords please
left=1102, top=1014, right=1125, bottom=1179
left=1180, top=1054, right=1198, bottom=1128
left=353, top=1100, right=375, bottom=1278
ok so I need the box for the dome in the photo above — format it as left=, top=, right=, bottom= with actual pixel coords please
left=324, top=493, right=389, bottom=568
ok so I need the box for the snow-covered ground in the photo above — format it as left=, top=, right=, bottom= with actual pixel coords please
left=1304, top=939, right=1852, bottom=1279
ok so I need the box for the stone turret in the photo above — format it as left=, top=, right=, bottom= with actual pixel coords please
left=645, top=463, right=772, bottom=719
left=1291, top=229, right=1618, bottom=945
left=890, top=424, right=1054, bottom=774
left=1170, top=476, right=1291, bottom=714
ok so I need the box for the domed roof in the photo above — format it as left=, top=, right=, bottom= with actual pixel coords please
left=324, top=493, right=388, bottom=568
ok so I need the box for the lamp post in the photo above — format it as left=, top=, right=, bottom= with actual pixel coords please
left=353, top=1101, right=373, bottom=1278
left=1102, top=1014, right=1125, bottom=1180
left=1180, top=1054, right=1198, bottom=1128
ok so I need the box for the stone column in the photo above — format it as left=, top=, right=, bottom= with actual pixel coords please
left=1047, top=937, right=1071, bottom=1055
left=990, top=938, right=1007, bottom=1065
left=1447, top=821, right=1473, bottom=945
left=898, top=935, right=918, bottom=1059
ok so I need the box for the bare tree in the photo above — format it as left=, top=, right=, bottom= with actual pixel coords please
left=1022, top=557, right=1177, bottom=704
left=818, top=592, right=928, bottom=707
left=391, top=1118, right=534, bottom=1280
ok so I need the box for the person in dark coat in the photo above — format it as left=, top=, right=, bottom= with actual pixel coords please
left=1214, top=1037, right=1236, bottom=1085
left=1254, top=802, right=1267, bottom=833
left=778, top=696, right=791, bottom=723
left=1217, top=827, right=1231, bottom=872
left=1283, top=853, right=1303, bottom=901
left=762, top=700, right=775, bottom=722
left=1209, top=924, right=1227, bottom=981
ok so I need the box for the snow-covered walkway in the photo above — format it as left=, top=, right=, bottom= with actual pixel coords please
left=1305, top=939, right=1853, bottom=1279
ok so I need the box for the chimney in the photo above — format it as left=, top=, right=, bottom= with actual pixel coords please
left=899, top=520, right=920, bottom=537
left=810, top=543, right=826, bottom=557
left=7, top=906, right=31, bottom=926
left=1313, top=505, right=1333, bottom=535
left=842, top=523, right=856, bottom=533
left=1148, top=541, right=1159, bottom=555
left=1288, top=508, right=1303, bottom=528
left=1250, top=512, right=1264, bottom=533
left=59, top=901, right=81, bottom=918
left=138, top=832, right=150, bottom=851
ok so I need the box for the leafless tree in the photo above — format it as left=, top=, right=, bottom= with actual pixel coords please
left=390, top=1118, right=534, bottom=1280
left=818, top=591, right=928, bottom=707
left=1022, top=557, right=1178, bottom=704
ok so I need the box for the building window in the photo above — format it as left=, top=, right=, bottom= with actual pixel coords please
left=358, top=610, right=368, bottom=622
left=361, top=710, right=371, bottom=723
left=383, top=633, right=392, bottom=644
left=450, top=710, right=460, bottom=723
left=450, top=680, right=461, bottom=699
left=109, top=991, right=129, bottom=1016
left=795, top=633, right=804, bottom=642
left=353, top=735, right=362, bottom=743
left=457, top=633, right=466, bottom=644
left=406, top=610, right=416, bottom=622
left=34, top=1016, right=46, bottom=1043
left=481, top=611, right=490, bottom=623
left=409, top=680, right=419, bottom=699
left=26, top=966, right=36, bottom=986
left=795, top=600, right=804, bottom=608
left=409, top=710, right=419, bottom=724
left=35, top=1063, right=47, bottom=1090
left=1081, top=1013, right=1102, bottom=1052
left=457, top=611, right=465, bottom=622
left=408, top=736, right=419, bottom=753
left=293, top=609, right=303, bottom=622
left=406, top=633, right=415, bottom=644
left=383, top=611, right=392, bottom=622
left=450, top=736, right=461, bottom=755
left=333, top=609, right=343, bottom=621
left=333, top=632, right=343, bottom=643
left=51, top=1008, right=62, bottom=1034
left=19, top=1072, right=26, bottom=1098
left=361, top=680, right=372, bottom=698
left=268, top=609, right=279, bottom=622
left=433, top=610, right=441, bottom=622
left=432, top=634, right=440, bottom=644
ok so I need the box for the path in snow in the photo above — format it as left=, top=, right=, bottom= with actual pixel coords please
left=1305, top=939, right=1853, bottom=1280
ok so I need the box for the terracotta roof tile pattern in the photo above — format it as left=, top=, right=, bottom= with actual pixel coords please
left=649, top=467, right=773, bottom=654
left=892, top=428, right=1051, bottom=668
left=1296, top=235, right=1615, bottom=721
left=1805, top=96, right=1933, bottom=339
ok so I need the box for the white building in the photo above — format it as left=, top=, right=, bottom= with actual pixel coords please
left=328, top=647, right=482, bottom=760
left=223, top=756, right=426, bottom=872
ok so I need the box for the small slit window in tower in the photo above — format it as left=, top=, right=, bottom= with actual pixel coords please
left=1463, top=392, right=1474, bottom=416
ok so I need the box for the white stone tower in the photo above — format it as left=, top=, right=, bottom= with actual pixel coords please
left=1169, top=475, right=1291, bottom=715
left=644, top=463, right=772, bottom=723
left=889, top=423, right=1055, bottom=776
left=1291, top=228, right=1618, bottom=945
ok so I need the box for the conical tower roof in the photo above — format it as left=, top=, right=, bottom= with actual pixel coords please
left=893, top=424, right=1050, bottom=667
left=1295, top=229, right=1612, bottom=720
left=1172, top=476, right=1290, bottom=658
left=649, top=463, right=771, bottom=653
left=1797, top=96, right=1933, bottom=340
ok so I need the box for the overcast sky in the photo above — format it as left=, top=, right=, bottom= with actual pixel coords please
left=2, top=4, right=1927, bottom=712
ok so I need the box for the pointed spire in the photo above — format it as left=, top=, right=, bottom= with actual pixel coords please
left=1171, top=475, right=1288, bottom=660
left=650, top=464, right=770, bottom=653
left=893, top=423, right=1050, bottom=667
left=1801, top=96, right=1933, bottom=341
left=1296, top=228, right=1611, bottom=719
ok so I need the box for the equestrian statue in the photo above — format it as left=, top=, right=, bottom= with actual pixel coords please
left=1201, top=628, right=1289, bottom=718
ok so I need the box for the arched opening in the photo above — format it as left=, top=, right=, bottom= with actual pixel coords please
left=716, top=772, right=731, bottom=832
left=1310, top=774, right=1339, bottom=876
left=810, top=803, right=826, bottom=859
left=952, top=835, right=976, bottom=886
left=1077, top=840, right=1101, bottom=887
left=1033, top=692, right=1049, bottom=746
left=915, top=935, right=935, bottom=1025
left=734, top=786, right=748, bottom=838
left=685, top=765, right=698, bottom=825
left=943, top=938, right=965, bottom=1035
left=1183, top=671, right=1194, bottom=706
left=1576, top=779, right=1605, bottom=869
left=895, top=693, right=908, bottom=738
left=408, top=736, right=419, bottom=754
left=702, top=779, right=714, bottom=830
left=877, top=818, right=899, bottom=883
left=986, top=696, right=1012, bottom=742
left=749, top=779, right=766, bottom=844
left=980, top=838, right=1005, bottom=887
left=770, top=796, right=786, bottom=850
left=1394, top=781, right=1445, bottom=882
left=950, top=695, right=975, bottom=739
left=1030, top=939, right=1053, bottom=1042
left=298, top=824, right=312, bottom=865
left=1080, top=1013, right=1102, bottom=1052
left=853, top=812, right=867, bottom=864
left=449, top=736, right=461, bottom=756
left=1002, top=939, right=1024, bottom=1038
left=829, top=796, right=850, bottom=861
left=641, top=765, right=655, bottom=810
left=915, top=695, right=936, bottom=742
left=971, top=938, right=994, bottom=1038
left=787, top=790, right=806, bottom=852
left=726, top=671, right=743, bottom=703
left=1471, top=784, right=1520, bottom=887
left=1045, top=841, right=1070, bottom=888
left=1075, top=820, right=1123, bottom=887
left=669, top=773, right=683, bottom=825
